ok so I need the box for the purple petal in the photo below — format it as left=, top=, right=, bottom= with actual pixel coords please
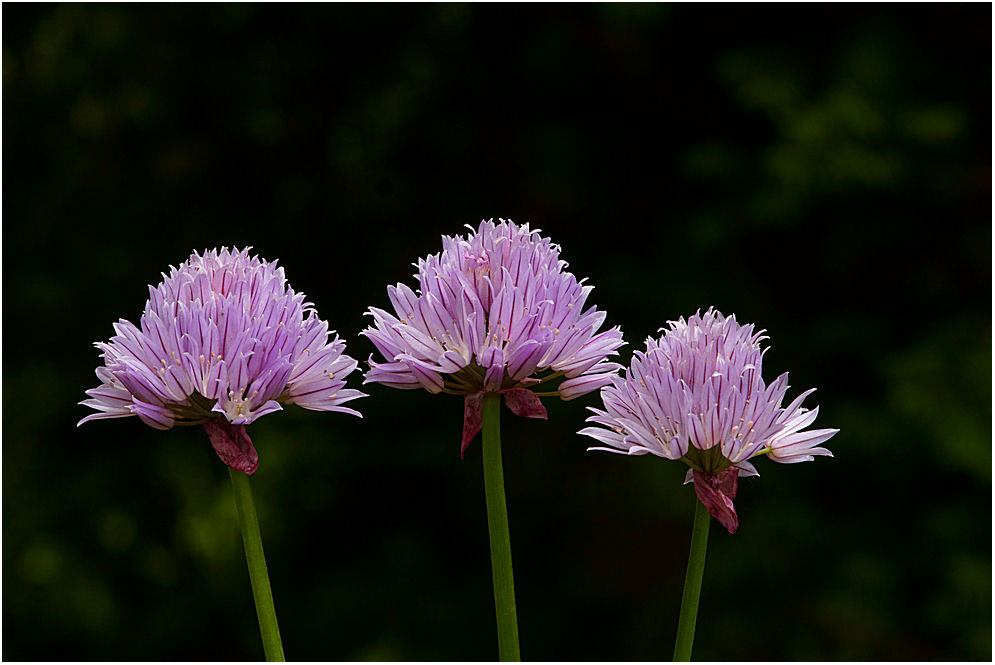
left=502, top=388, right=548, bottom=420
left=461, top=392, right=484, bottom=458
left=579, top=425, right=626, bottom=449
left=438, top=349, right=469, bottom=373
left=77, top=409, right=133, bottom=426
left=402, top=357, right=446, bottom=394
left=478, top=345, right=503, bottom=368
left=484, top=360, right=504, bottom=392
left=204, top=419, right=259, bottom=475
left=558, top=373, right=615, bottom=400
left=363, top=358, right=420, bottom=388
left=769, top=427, right=838, bottom=463
left=248, top=399, right=283, bottom=420
left=506, top=340, right=544, bottom=382
left=735, top=460, right=760, bottom=478
left=129, top=400, right=175, bottom=430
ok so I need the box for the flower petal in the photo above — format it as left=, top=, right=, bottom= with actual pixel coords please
left=558, top=373, right=615, bottom=400
left=129, top=400, right=175, bottom=430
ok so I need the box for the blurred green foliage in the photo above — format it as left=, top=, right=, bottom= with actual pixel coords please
left=3, top=4, right=990, bottom=661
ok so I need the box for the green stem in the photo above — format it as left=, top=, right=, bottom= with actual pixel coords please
left=229, top=468, right=286, bottom=662
left=481, top=392, right=522, bottom=661
left=673, top=499, right=711, bottom=662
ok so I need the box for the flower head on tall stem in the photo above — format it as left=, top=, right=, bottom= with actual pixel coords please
left=79, top=247, right=365, bottom=474
left=580, top=308, right=836, bottom=533
left=362, top=218, right=625, bottom=456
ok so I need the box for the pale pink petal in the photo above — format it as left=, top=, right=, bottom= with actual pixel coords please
left=558, top=373, right=615, bottom=400
left=129, top=400, right=175, bottom=430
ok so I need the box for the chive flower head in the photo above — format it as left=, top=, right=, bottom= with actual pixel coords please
left=580, top=308, right=836, bottom=533
left=362, top=218, right=625, bottom=455
left=79, top=247, right=364, bottom=474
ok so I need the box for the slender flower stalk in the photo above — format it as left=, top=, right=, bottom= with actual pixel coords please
left=672, top=500, right=710, bottom=661
left=362, top=219, right=624, bottom=659
left=580, top=308, right=837, bottom=660
left=230, top=468, right=285, bottom=662
left=481, top=393, right=520, bottom=661
left=79, top=247, right=365, bottom=660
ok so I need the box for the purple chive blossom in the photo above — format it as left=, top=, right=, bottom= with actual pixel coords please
left=362, top=218, right=625, bottom=456
left=579, top=308, right=837, bottom=534
left=79, top=247, right=365, bottom=474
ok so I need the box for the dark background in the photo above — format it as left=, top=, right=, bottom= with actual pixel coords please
left=3, top=3, right=991, bottom=661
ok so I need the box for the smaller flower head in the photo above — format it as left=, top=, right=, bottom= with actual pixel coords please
left=580, top=308, right=836, bottom=533
left=79, top=247, right=365, bottom=474
left=362, top=219, right=625, bottom=455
